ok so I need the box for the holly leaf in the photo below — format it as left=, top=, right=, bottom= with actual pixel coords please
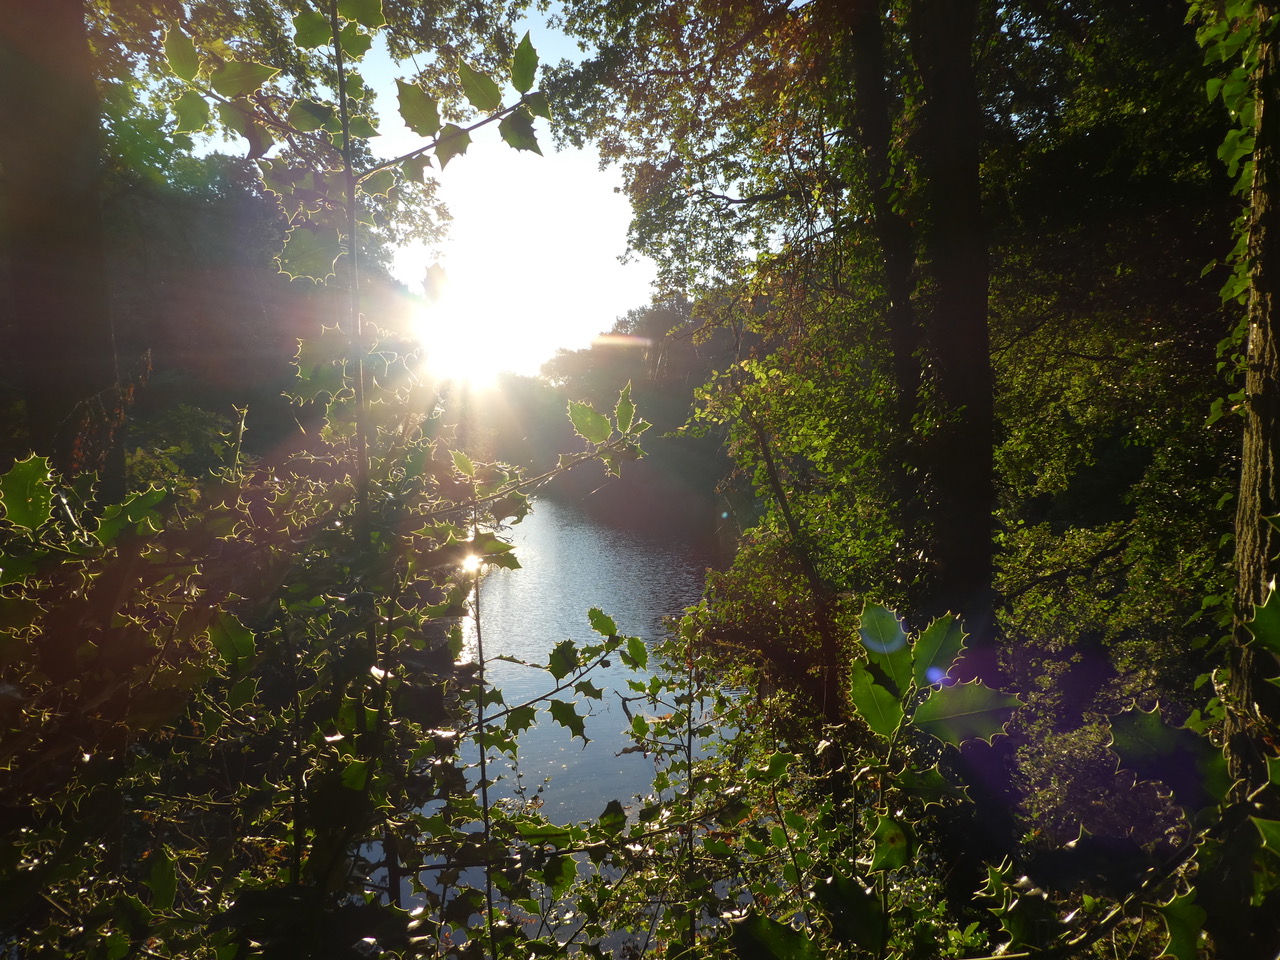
left=164, top=27, right=200, bottom=81
left=870, top=815, right=910, bottom=871
left=914, top=681, right=1020, bottom=747
left=458, top=61, right=502, bottom=112
left=173, top=89, right=210, bottom=133
left=288, top=99, right=334, bottom=133
left=512, top=32, right=539, bottom=93
left=615, top=382, right=636, bottom=433
left=210, top=60, right=279, bottom=99
left=292, top=10, right=331, bottom=48
left=568, top=400, right=611, bottom=444
left=1108, top=705, right=1230, bottom=813
left=860, top=604, right=911, bottom=696
left=148, top=847, right=178, bottom=912
left=548, top=699, right=588, bottom=742
left=621, top=636, right=648, bottom=670
left=499, top=106, right=541, bottom=154
left=1248, top=585, right=1280, bottom=657
left=588, top=608, right=618, bottom=636
left=435, top=124, right=470, bottom=169
left=450, top=449, right=475, bottom=477
left=339, top=23, right=372, bottom=59
left=730, top=911, right=819, bottom=960
left=913, top=614, right=965, bottom=687
left=396, top=80, right=440, bottom=137
left=598, top=799, right=626, bottom=836
left=0, top=456, right=53, bottom=532
left=849, top=665, right=903, bottom=738
left=815, top=872, right=882, bottom=953
left=277, top=223, right=343, bottom=281
left=1157, top=891, right=1206, bottom=960
left=505, top=704, right=537, bottom=736
left=548, top=640, right=579, bottom=681
left=337, top=0, right=385, bottom=29
left=524, top=90, right=552, bottom=120
left=210, top=613, right=255, bottom=671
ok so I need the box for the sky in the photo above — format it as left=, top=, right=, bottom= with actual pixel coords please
left=365, top=21, right=656, bottom=381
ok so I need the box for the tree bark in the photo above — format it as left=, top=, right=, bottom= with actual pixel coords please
left=0, top=0, right=120, bottom=486
left=909, top=0, right=996, bottom=667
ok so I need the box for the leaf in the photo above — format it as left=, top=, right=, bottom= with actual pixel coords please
left=1248, top=585, right=1280, bottom=657
left=621, top=636, right=648, bottom=670
left=598, top=799, right=626, bottom=836
left=730, top=910, right=819, bottom=960
left=210, top=60, right=279, bottom=99
left=173, top=89, right=210, bottom=133
left=396, top=80, right=440, bottom=137
left=914, top=681, right=1020, bottom=747
left=164, top=27, right=200, bottom=81
left=505, top=704, right=536, bottom=735
left=745, top=751, right=796, bottom=785
left=292, top=10, right=331, bottom=48
left=210, top=613, right=255, bottom=670
left=1252, top=817, right=1280, bottom=857
left=288, top=99, right=334, bottom=133
left=548, top=639, right=579, bottom=681
left=277, top=223, right=343, bottom=281
left=849, top=665, right=903, bottom=738
left=913, top=614, right=965, bottom=687
left=458, top=61, right=502, bottom=112
left=341, top=758, right=369, bottom=789
left=575, top=680, right=604, bottom=699
left=499, top=106, right=541, bottom=154
left=148, top=848, right=178, bottom=912
left=1108, top=705, right=1230, bottom=813
left=512, top=31, right=539, bottom=93
left=548, top=698, right=588, bottom=742
left=588, top=608, right=618, bottom=636
left=859, top=603, right=906, bottom=654
left=450, top=449, right=475, bottom=477
left=0, top=456, right=53, bottom=532
left=339, top=23, right=373, bottom=59
left=568, top=400, right=611, bottom=444
left=815, top=872, right=882, bottom=952
left=1157, top=890, right=1205, bottom=960
left=615, top=382, right=636, bottom=433
left=870, top=815, right=910, bottom=871
left=524, top=90, right=552, bottom=120
left=337, top=0, right=386, bottom=29
left=435, top=124, right=471, bottom=169
left=401, top=154, right=431, bottom=183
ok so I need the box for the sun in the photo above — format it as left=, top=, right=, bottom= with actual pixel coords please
left=411, top=290, right=501, bottom=391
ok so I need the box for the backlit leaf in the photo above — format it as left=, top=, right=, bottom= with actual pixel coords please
left=512, top=32, right=538, bottom=93
left=598, top=799, right=626, bottom=836
left=339, top=22, right=372, bottom=59
left=548, top=699, right=588, bottom=742
left=1157, top=891, right=1205, bottom=960
left=210, top=613, right=255, bottom=670
left=524, top=90, right=552, bottom=120
left=396, top=80, right=440, bottom=137
left=210, top=60, right=279, bottom=99
left=615, top=382, right=636, bottom=433
left=914, top=681, right=1020, bottom=747
left=913, top=614, right=965, bottom=687
left=621, top=635, right=648, bottom=670
left=1108, top=705, right=1229, bottom=813
left=849, top=665, right=903, bottom=738
left=568, top=400, right=611, bottom=444
left=337, top=0, right=385, bottom=29
left=148, top=847, right=178, bottom=912
left=815, top=872, right=882, bottom=952
left=499, top=106, right=541, bottom=154
left=173, top=89, right=210, bottom=132
left=459, top=61, right=502, bottom=112
left=277, top=223, right=343, bottom=281
left=435, top=124, right=470, bottom=169
left=0, top=456, right=53, bottom=532
left=588, top=608, right=618, bottom=636
left=164, top=27, right=200, bottom=81
left=451, top=449, right=475, bottom=477
left=548, top=639, right=579, bottom=681
left=288, top=99, right=334, bottom=133
left=292, top=10, right=331, bottom=48
left=870, top=815, right=910, bottom=871
left=1253, top=817, right=1280, bottom=856
left=1248, top=585, right=1280, bottom=657
left=730, top=911, right=819, bottom=960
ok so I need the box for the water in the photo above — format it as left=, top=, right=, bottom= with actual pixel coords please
left=464, top=496, right=718, bottom=822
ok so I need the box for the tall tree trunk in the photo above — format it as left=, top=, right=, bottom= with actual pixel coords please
left=831, top=0, right=926, bottom=598
left=0, top=0, right=120, bottom=489
left=910, top=0, right=996, bottom=668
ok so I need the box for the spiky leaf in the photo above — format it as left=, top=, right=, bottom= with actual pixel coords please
left=163, top=28, right=200, bottom=81
left=499, top=107, right=541, bottom=154
left=1157, top=891, right=1205, bottom=960
left=849, top=665, right=903, bottom=738
left=512, top=31, right=538, bottom=93
left=435, top=124, right=470, bottom=169
left=292, top=10, right=331, bottom=47
left=1108, top=705, right=1229, bottom=813
left=396, top=80, right=440, bottom=137
left=913, top=614, right=965, bottom=687
left=277, top=223, right=343, bottom=281
left=548, top=699, right=587, bottom=742
left=337, top=0, right=385, bottom=29
left=568, top=400, right=611, bottom=444
left=870, top=815, right=910, bottom=871
left=914, top=681, right=1020, bottom=746
left=730, top=911, right=819, bottom=960
left=458, top=61, right=502, bottom=112
left=0, top=456, right=53, bottom=532
left=210, top=60, right=279, bottom=98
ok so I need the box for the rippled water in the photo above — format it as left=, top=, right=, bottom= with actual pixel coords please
left=463, top=496, right=718, bottom=822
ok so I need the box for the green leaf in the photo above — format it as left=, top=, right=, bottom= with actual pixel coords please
left=598, top=799, right=626, bottom=836
left=512, top=32, right=539, bottom=93
left=435, top=124, right=471, bottom=169
left=361, top=169, right=396, bottom=198
left=341, top=758, right=369, bottom=789
left=210, top=613, right=255, bottom=670
left=458, top=61, right=502, bottom=112
left=859, top=603, right=906, bottom=655
left=731, top=910, right=819, bottom=960
left=337, top=0, right=385, bottom=29
left=148, top=848, right=178, bottom=912
left=548, top=639, right=579, bottom=681
left=621, top=635, right=648, bottom=670
left=339, top=23, right=372, bottom=59
left=172, top=89, right=210, bottom=133
left=396, top=79, right=440, bottom=137
left=1108, top=705, right=1230, bottom=813
left=913, top=614, right=965, bottom=687
left=288, top=99, right=334, bottom=133
left=0, top=456, right=53, bottom=532
left=746, top=751, right=796, bottom=785
left=402, top=153, right=431, bottom=183
left=524, top=90, right=552, bottom=120
left=210, top=60, right=279, bottom=99
left=1157, top=891, right=1205, bottom=960
left=499, top=106, right=541, bottom=154
left=1248, top=585, right=1280, bottom=657
left=93, top=487, right=166, bottom=545
left=451, top=449, right=475, bottom=477
left=548, top=698, right=588, bottom=742
left=815, top=872, right=882, bottom=952
left=568, top=400, right=611, bottom=444
left=277, top=223, right=343, bottom=281
left=505, top=704, right=537, bottom=735
left=575, top=680, right=604, bottom=699
left=588, top=608, right=618, bottom=636
left=870, top=815, right=910, bottom=871
left=914, top=681, right=1020, bottom=747
left=292, top=10, right=331, bottom=48
left=849, top=665, right=903, bottom=738
left=615, top=382, right=636, bottom=433
left=163, top=28, right=200, bottom=81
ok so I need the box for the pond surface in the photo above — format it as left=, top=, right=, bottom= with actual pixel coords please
left=463, top=496, right=720, bottom=822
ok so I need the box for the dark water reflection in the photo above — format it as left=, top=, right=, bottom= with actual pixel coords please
left=464, top=496, right=720, bottom=822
